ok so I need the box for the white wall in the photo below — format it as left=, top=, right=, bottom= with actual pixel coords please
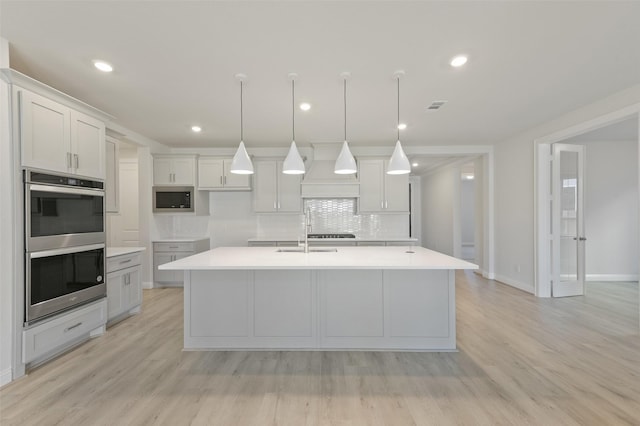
left=494, top=84, right=640, bottom=293
left=0, top=37, right=15, bottom=386
left=579, top=139, right=639, bottom=280
left=421, top=166, right=460, bottom=256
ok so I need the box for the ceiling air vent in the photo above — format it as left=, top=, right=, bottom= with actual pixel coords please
left=427, top=100, right=447, bottom=110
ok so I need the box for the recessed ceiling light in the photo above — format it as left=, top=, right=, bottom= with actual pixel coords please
left=412, top=162, right=418, bottom=167
left=299, top=103, right=311, bottom=111
left=191, top=126, right=202, bottom=133
left=397, top=123, right=407, bottom=130
left=93, top=60, right=113, bottom=73
left=450, top=55, right=468, bottom=68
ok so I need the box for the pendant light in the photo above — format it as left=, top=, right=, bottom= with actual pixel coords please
left=335, top=72, right=357, bottom=174
left=282, top=73, right=305, bottom=174
left=230, top=73, right=254, bottom=175
left=387, top=70, right=411, bottom=175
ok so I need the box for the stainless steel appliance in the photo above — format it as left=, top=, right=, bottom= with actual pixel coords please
left=24, top=170, right=106, bottom=324
left=26, top=244, right=105, bottom=323
left=25, top=170, right=105, bottom=252
left=153, top=186, right=194, bottom=213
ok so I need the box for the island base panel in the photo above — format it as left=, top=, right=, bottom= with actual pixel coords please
left=184, top=269, right=455, bottom=351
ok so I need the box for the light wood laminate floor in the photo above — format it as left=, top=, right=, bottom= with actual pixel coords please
left=1, top=272, right=639, bottom=425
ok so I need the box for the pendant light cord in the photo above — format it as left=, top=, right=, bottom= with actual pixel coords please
left=292, top=79, right=295, bottom=142
left=240, top=80, right=244, bottom=142
left=344, top=78, right=347, bottom=142
left=397, top=76, right=400, bottom=141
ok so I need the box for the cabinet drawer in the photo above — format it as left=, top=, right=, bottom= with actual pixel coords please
left=106, top=253, right=142, bottom=273
left=23, top=299, right=107, bottom=363
left=153, top=242, right=194, bottom=252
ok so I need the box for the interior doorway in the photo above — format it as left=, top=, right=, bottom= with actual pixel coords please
left=535, top=106, right=640, bottom=302
left=106, top=139, right=140, bottom=248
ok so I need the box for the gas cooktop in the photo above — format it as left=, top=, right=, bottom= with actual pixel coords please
left=307, top=233, right=356, bottom=239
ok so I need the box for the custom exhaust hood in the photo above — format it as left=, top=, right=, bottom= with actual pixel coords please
left=301, top=144, right=359, bottom=198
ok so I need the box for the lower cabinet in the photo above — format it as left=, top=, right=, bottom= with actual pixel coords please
left=106, top=252, right=142, bottom=323
left=153, top=239, right=210, bottom=286
left=23, top=299, right=107, bottom=364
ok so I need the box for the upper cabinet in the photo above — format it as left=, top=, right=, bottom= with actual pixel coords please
left=197, top=157, right=251, bottom=191
left=253, top=160, right=301, bottom=213
left=358, top=158, right=409, bottom=213
left=19, top=88, right=106, bottom=179
left=153, top=155, right=196, bottom=185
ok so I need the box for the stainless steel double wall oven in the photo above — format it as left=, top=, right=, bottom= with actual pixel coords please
left=25, top=170, right=106, bottom=324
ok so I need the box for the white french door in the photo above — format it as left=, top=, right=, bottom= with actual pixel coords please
left=551, top=143, right=585, bottom=297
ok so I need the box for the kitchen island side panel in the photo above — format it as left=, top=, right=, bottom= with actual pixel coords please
left=184, top=269, right=456, bottom=351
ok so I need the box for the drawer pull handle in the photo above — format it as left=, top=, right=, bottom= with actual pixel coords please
left=169, top=246, right=179, bottom=249
left=119, top=259, right=132, bottom=264
left=64, top=322, right=83, bottom=332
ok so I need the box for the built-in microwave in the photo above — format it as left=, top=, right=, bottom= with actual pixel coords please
left=153, top=186, right=194, bottom=213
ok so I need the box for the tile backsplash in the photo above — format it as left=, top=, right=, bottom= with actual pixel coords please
left=257, top=198, right=409, bottom=238
left=153, top=194, right=410, bottom=247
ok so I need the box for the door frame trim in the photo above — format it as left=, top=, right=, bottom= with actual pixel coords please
left=534, top=103, right=640, bottom=297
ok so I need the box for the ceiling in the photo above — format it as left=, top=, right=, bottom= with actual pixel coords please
left=2, top=1, right=640, bottom=149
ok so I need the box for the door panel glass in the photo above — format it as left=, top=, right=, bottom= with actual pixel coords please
left=559, top=150, right=578, bottom=282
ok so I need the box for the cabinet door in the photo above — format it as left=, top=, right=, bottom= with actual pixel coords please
left=153, top=158, right=173, bottom=185
left=19, top=89, right=71, bottom=174
left=70, top=110, right=105, bottom=179
left=358, top=160, right=385, bottom=212
left=126, top=267, right=142, bottom=309
left=384, top=173, right=409, bottom=212
left=277, top=161, right=301, bottom=212
left=171, top=158, right=195, bottom=185
left=253, top=161, right=278, bottom=212
left=223, top=159, right=251, bottom=189
left=197, top=158, right=224, bottom=189
left=107, top=270, right=125, bottom=320
left=154, top=253, right=177, bottom=283
left=105, top=139, right=119, bottom=212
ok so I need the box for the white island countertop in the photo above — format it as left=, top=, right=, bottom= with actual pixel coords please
left=106, top=247, right=146, bottom=258
left=159, top=246, right=477, bottom=270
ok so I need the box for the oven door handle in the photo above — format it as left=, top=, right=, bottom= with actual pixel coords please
left=29, top=243, right=106, bottom=259
left=28, top=184, right=104, bottom=198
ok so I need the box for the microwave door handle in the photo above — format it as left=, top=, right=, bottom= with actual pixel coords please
left=29, top=184, right=104, bottom=198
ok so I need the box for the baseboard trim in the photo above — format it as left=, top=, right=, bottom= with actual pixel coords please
left=481, top=270, right=496, bottom=280
left=586, top=274, right=638, bottom=282
left=0, top=367, right=12, bottom=387
left=493, top=274, right=535, bottom=294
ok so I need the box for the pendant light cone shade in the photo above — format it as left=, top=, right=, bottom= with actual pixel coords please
left=335, top=74, right=357, bottom=174
left=387, top=140, right=411, bottom=175
left=387, top=71, right=410, bottom=175
left=282, top=75, right=305, bottom=175
left=335, top=140, right=357, bottom=174
left=230, top=76, right=254, bottom=175
left=283, top=141, right=305, bottom=174
left=230, top=141, right=253, bottom=174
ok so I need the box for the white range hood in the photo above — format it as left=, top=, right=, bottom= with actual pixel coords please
left=301, top=143, right=359, bottom=198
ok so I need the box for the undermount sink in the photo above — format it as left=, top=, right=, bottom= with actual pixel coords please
left=276, top=248, right=338, bottom=253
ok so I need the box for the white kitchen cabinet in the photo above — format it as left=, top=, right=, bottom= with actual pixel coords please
left=153, top=155, right=196, bottom=185
left=358, top=158, right=409, bottom=213
left=19, top=88, right=105, bottom=179
left=153, top=239, right=209, bottom=286
left=23, top=299, right=107, bottom=364
left=106, top=251, right=143, bottom=323
left=197, top=157, right=251, bottom=190
left=253, top=160, right=301, bottom=213
left=105, top=137, right=119, bottom=213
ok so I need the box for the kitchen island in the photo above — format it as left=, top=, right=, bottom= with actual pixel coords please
left=159, top=246, right=477, bottom=351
